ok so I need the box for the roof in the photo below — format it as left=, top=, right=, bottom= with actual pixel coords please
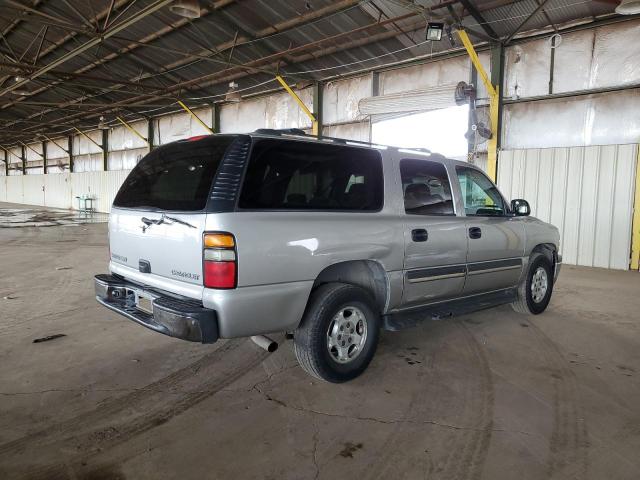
left=0, top=0, right=622, bottom=147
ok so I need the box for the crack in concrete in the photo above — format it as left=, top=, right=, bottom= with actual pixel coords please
left=252, top=388, right=536, bottom=438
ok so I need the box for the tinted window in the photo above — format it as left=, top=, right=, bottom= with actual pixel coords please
left=400, top=159, right=454, bottom=215
left=456, top=166, right=505, bottom=216
left=239, top=140, right=383, bottom=211
left=113, top=136, right=234, bottom=211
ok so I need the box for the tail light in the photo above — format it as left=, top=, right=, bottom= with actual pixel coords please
left=203, top=233, right=236, bottom=289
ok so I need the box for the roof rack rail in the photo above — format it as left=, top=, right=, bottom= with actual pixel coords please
left=252, top=128, right=390, bottom=149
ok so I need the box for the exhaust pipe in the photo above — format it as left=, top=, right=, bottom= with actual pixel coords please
left=251, top=335, right=278, bottom=353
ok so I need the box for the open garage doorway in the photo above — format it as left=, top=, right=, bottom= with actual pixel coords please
left=371, top=104, right=469, bottom=160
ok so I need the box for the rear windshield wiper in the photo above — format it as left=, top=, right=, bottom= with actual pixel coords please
left=141, top=213, right=196, bottom=232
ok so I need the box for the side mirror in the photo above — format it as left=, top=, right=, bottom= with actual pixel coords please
left=511, top=199, right=531, bottom=216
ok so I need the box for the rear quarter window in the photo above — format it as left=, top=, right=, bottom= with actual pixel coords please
left=238, top=139, right=384, bottom=211
left=113, top=136, right=234, bottom=211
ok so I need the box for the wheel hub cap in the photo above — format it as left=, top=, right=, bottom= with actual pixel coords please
left=327, top=306, right=367, bottom=364
left=531, top=267, right=548, bottom=303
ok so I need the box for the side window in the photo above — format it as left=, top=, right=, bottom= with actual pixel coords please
left=238, top=140, right=383, bottom=211
left=400, top=159, right=454, bottom=216
left=456, top=166, right=505, bottom=216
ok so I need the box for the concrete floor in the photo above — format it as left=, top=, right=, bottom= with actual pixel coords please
left=1, top=205, right=639, bottom=480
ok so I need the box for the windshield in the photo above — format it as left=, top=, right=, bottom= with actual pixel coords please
left=113, top=136, right=234, bottom=211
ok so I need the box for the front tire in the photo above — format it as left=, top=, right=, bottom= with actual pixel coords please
left=511, top=252, right=554, bottom=315
left=294, top=283, right=380, bottom=383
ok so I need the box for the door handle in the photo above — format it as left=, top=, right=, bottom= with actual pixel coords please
left=411, top=229, right=428, bottom=242
left=468, top=227, right=482, bottom=239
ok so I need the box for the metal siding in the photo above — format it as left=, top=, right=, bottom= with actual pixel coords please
left=499, top=145, right=638, bottom=269
left=44, top=174, right=72, bottom=210
left=22, top=175, right=44, bottom=206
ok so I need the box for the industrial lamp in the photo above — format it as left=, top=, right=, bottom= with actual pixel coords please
left=224, top=82, right=241, bottom=103
left=616, top=0, right=640, bottom=14
left=426, top=22, right=444, bottom=41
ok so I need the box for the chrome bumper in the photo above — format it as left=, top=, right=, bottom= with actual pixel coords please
left=94, top=274, right=218, bottom=343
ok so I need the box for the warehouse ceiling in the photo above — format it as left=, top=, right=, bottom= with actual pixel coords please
left=0, top=0, right=623, bottom=146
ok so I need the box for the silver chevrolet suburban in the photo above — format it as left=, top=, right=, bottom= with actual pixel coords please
left=95, top=129, right=561, bottom=382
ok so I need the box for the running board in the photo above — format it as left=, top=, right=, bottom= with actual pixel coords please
left=382, top=289, right=517, bottom=331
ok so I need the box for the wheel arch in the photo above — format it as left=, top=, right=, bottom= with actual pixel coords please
left=311, top=260, right=389, bottom=313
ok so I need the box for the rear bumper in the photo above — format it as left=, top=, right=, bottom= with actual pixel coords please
left=94, top=274, right=218, bottom=343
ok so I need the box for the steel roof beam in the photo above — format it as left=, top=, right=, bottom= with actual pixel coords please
left=457, top=0, right=500, bottom=41
left=504, top=0, right=551, bottom=45
left=0, top=0, right=175, bottom=97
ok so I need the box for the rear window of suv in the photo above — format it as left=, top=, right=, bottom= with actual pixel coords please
left=238, top=139, right=383, bottom=211
left=113, top=136, right=234, bottom=211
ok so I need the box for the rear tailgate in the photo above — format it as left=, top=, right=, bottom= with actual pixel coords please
left=109, top=208, right=206, bottom=286
left=108, top=135, right=237, bottom=297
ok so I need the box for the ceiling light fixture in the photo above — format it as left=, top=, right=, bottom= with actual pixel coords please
left=170, top=0, right=201, bottom=18
left=225, top=82, right=241, bottom=103
left=426, top=22, right=444, bottom=41
left=615, top=0, right=640, bottom=14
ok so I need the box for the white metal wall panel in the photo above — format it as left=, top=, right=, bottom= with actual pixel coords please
left=22, top=175, right=44, bottom=206
left=108, top=148, right=146, bottom=171
left=70, top=170, right=131, bottom=213
left=6, top=176, right=23, bottom=204
left=323, top=122, right=370, bottom=143
left=379, top=56, right=469, bottom=97
left=45, top=138, right=68, bottom=160
left=154, top=108, right=212, bottom=144
left=25, top=143, right=43, bottom=161
left=503, top=89, right=640, bottom=149
left=73, top=153, right=103, bottom=172
left=44, top=174, right=72, bottom=209
left=109, top=121, right=148, bottom=151
left=265, top=89, right=313, bottom=130
left=73, top=131, right=102, bottom=155
left=504, top=38, right=553, bottom=99
left=498, top=145, right=638, bottom=269
left=0, top=177, right=6, bottom=201
left=323, top=75, right=372, bottom=125
left=220, top=97, right=268, bottom=133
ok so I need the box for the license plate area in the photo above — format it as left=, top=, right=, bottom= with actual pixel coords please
left=135, top=293, right=154, bottom=314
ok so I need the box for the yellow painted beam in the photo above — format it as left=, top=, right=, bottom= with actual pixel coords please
left=177, top=100, right=213, bottom=134
left=73, top=126, right=103, bottom=151
left=20, top=141, right=44, bottom=158
left=487, top=89, right=499, bottom=181
left=631, top=144, right=640, bottom=270
left=43, top=134, right=69, bottom=154
left=116, top=116, right=149, bottom=146
left=275, top=75, right=319, bottom=135
left=456, top=29, right=496, bottom=97
left=457, top=28, right=499, bottom=181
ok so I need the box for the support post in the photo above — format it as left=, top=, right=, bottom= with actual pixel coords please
left=312, top=82, right=322, bottom=136
left=102, top=128, right=109, bottom=171
left=177, top=100, right=213, bottom=134
left=631, top=145, right=640, bottom=271
left=457, top=29, right=500, bottom=181
left=147, top=117, right=155, bottom=150
left=68, top=135, right=74, bottom=173
left=275, top=75, right=318, bottom=135
left=2, top=148, right=7, bottom=176
left=42, top=140, right=47, bottom=174
left=21, top=145, right=26, bottom=175
left=211, top=103, right=220, bottom=133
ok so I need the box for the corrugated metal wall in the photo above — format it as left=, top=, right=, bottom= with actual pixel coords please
left=0, top=170, right=130, bottom=213
left=498, top=145, right=638, bottom=270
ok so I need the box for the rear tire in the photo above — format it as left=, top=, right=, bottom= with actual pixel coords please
left=511, top=252, right=554, bottom=315
left=294, top=283, right=380, bottom=383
